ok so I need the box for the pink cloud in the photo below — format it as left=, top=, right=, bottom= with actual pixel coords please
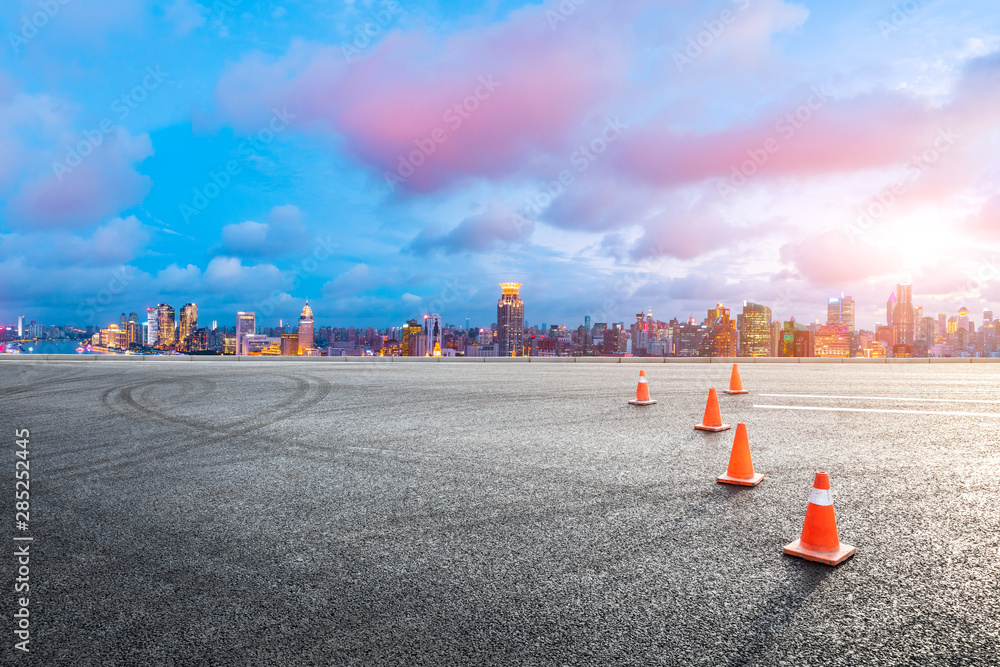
left=779, top=230, right=900, bottom=286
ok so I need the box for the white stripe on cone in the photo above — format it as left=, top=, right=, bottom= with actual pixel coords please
left=808, top=487, right=833, bottom=506
left=638, top=377, right=647, bottom=383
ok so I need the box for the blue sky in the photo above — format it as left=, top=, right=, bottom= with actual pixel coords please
left=2, top=0, right=999, bottom=330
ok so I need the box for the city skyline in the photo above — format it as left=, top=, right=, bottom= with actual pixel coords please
left=2, top=2, right=1000, bottom=329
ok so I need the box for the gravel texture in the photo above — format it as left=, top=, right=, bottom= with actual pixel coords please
left=1, top=360, right=999, bottom=665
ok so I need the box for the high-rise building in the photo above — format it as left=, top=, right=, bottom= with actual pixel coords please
left=157, top=304, right=176, bottom=348
left=401, top=319, right=423, bottom=356
left=706, top=303, right=737, bottom=357
left=281, top=334, right=299, bottom=356
left=984, top=310, right=994, bottom=327
left=892, top=283, right=915, bottom=345
left=584, top=315, right=591, bottom=332
left=17, top=316, right=24, bottom=338
left=840, top=296, right=855, bottom=333
left=424, top=313, right=442, bottom=357
left=827, top=298, right=841, bottom=325
left=147, top=307, right=158, bottom=347
left=938, top=313, right=947, bottom=336
left=739, top=302, right=772, bottom=357
left=815, top=324, right=850, bottom=358
left=180, top=303, right=198, bottom=351
left=298, top=301, right=314, bottom=354
left=236, top=311, right=256, bottom=355
left=496, top=283, right=524, bottom=357
left=886, top=292, right=897, bottom=327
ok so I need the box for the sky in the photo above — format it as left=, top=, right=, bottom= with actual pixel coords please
left=1, top=0, right=999, bottom=331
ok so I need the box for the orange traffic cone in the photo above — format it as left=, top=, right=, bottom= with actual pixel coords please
left=695, top=388, right=730, bottom=432
left=784, top=472, right=856, bottom=566
left=628, top=370, right=657, bottom=405
left=717, top=423, right=763, bottom=486
left=723, top=363, right=749, bottom=395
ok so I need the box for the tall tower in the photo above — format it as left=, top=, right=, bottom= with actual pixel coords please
left=180, top=303, right=198, bottom=351
left=827, top=298, right=841, bottom=325
left=298, top=301, right=314, bottom=354
left=236, top=311, right=256, bottom=355
left=886, top=292, right=897, bottom=327
left=739, top=302, right=772, bottom=357
left=157, top=304, right=176, bottom=348
left=893, top=283, right=915, bottom=345
left=840, top=296, right=856, bottom=333
left=497, top=283, right=524, bottom=357
left=146, top=307, right=159, bottom=347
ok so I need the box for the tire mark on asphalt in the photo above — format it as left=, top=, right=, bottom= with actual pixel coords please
left=48, top=373, right=333, bottom=481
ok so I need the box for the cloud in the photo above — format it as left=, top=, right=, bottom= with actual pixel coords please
left=779, top=230, right=899, bottom=286
left=165, top=0, right=207, bottom=36
left=218, top=204, right=309, bottom=257
left=408, top=203, right=534, bottom=255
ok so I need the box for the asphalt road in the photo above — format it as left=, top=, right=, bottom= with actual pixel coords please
left=1, top=360, right=999, bottom=665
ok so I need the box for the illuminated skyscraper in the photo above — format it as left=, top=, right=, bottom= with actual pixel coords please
left=886, top=291, right=897, bottom=327
left=298, top=301, right=314, bottom=353
left=827, top=298, right=841, bottom=325
left=739, top=302, right=772, bottom=357
left=157, top=304, right=176, bottom=348
left=892, top=283, right=915, bottom=345
left=180, top=303, right=198, bottom=351
left=984, top=310, right=994, bottom=327
left=17, top=315, right=24, bottom=338
left=424, top=313, right=442, bottom=356
left=236, top=311, right=256, bottom=355
left=497, top=283, right=524, bottom=357
left=840, top=295, right=855, bottom=333
left=147, top=307, right=158, bottom=346
left=401, top=319, right=423, bottom=357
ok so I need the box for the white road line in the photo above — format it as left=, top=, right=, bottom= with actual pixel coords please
left=760, top=393, right=1000, bottom=405
left=754, top=404, right=1000, bottom=418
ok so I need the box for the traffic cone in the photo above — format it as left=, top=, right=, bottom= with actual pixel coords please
left=784, top=472, right=856, bottom=566
left=717, top=423, right=763, bottom=486
left=723, top=363, right=749, bottom=395
left=695, top=388, right=730, bottom=432
left=628, top=370, right=657, bottom=405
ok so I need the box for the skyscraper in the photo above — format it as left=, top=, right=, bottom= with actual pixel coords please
left=236, top=311, right=256, bottom=355
left=17, top=315, right=24, bottom=338
left=147, top=307, right=158, bottom=347
left=180, top=303, right=198, bottom=351
left=840, top=295, right=856, bottom=333
left=401, top=319, right=423, bottom=356
left=886, top=291, right=897, bottom=327
left=157, top=304, right=176, bottom=348
left=739, top=302, right=772, bottom=357
left=827, top=298, right=840, bottom=325
left=298, top=301, right=314, bottom=353
left=892, top=283, right=915, bottom=345
left=984, top=310, right=994, bottom=327
left=496, top=283, right=524, bottom=357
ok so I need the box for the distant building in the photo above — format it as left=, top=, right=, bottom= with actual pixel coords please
left=180, top=303, right=197, bottom=351
left=827, top=298, right=840, bottom=325
left=840, top=295, right=855, bottom=334
left=298, top=301, right=314, bottom=353
left=892, top=283, right=915, bottom=345
left=236, top=311, right=256, bottom=355
left=17, top=316, right=24, bottom=338
left=739, top=302, right=772, bottom=357
left=814, top=324, right=850, bottom=358
left=496, top=283, right=524, bottom=357
left=147, top=307, right=159, bottom=347
left=157, top=304, right=175, bottom=348
left=401, top=319, right=423, bottom=357
left=281, top=334, right=299, bottom=356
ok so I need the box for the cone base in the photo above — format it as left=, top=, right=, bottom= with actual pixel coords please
left=717, top=472, right=764, bottom=486
left=695, top=423, right=731, bottom=432
left=783, top=539, right=856, bottom=566
left=628, top=399, right=657, bottom=405
left=723, top=389, right=749, bottom=395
